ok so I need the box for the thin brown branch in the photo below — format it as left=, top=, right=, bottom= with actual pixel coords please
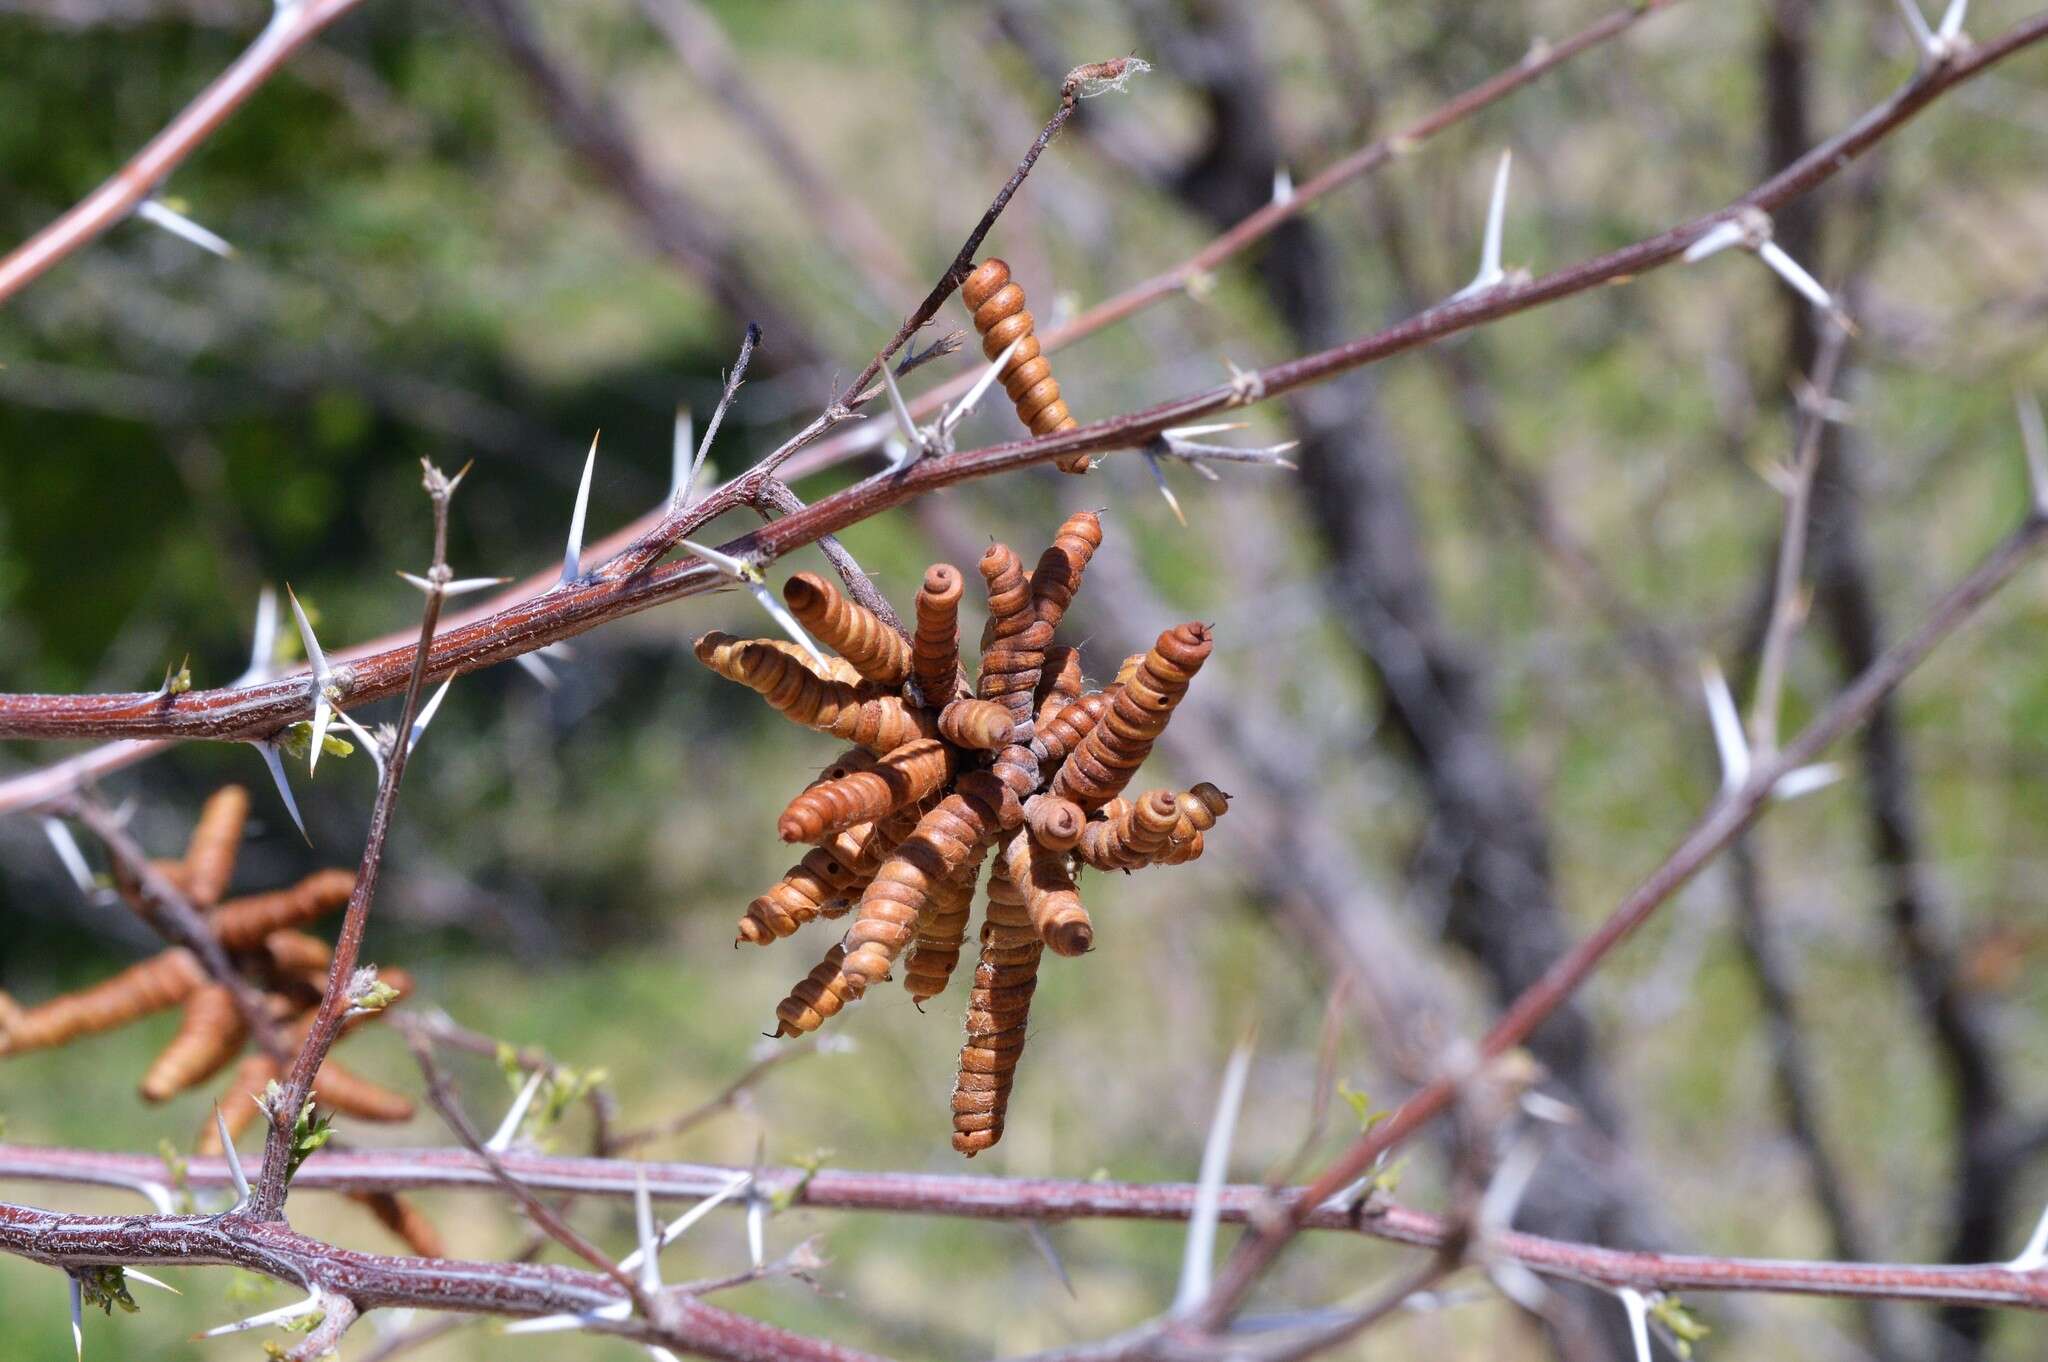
left=1194, top=500, right=2048, bottom=1326
left=248, top=465, right=456, bottom=1216
left=4, top=1147, right=2046, bottom=1313
left=0, top=13, right=2041, bottom=771
left=399, top=1019, right=654, bottom=1317
left=606, top=1038, right=817, bottom=1155
left=0, top=0, right=367, bottom=304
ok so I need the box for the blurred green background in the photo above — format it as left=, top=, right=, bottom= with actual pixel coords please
left=2, top=1, right=2046, bottom=1359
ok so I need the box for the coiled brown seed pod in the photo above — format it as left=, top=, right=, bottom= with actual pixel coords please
left=184, top=784, right=250, bottom=907
left=1035, top=646, right=1085, bottom=729
left=140, top=985, right=246, bottom=1101
left=977, top=544, right=1052, bottom=732
left=774, top=941, right=858, bottom=1036
left=961, top=259, right=1089, bottom=474
left=912, top=563, right=965, bottom=705
left=951, top=856, right=1042, bottom=1156
left=1076, top=789, right=1180, bottom=873
left=937, top=698, right=1013, bottom=750
left=737, top=818, right=901, bottom=945
left=834, top=773, right=1007, bottom=1003
left=1050, top=624, right=1213, bottom=812
left=211, top=868, right=357, bottom=951
left=778, top=739, right=953, bottom=843
left=200, top=1054, right=277, bottom=1153
left=1024, top=794, right=1085, bottom=852
left=1005, top=827, right=1092, bottom=957
left=782, top=572, right=912, bottom=687
left=1159, top=782, right=1231, bottom=864
left=0, top=948, right=205, bottom=1056
left=353, top=1190, right=445, bottom=1258
left=1032, top=688, right=1114, bottom=767
left=314, top=1057, right=416, bottom=1122
left=263, top=930, right=333, bottom=982
left=902, top=848, right=987, bottom=1004
left=695, top=632, right=937, bottom=754
left=1030, top=511, right=1103, bottom=631
left=751, top=638, right=865, bottom=687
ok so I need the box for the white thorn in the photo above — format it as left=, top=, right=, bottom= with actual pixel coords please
left=197, top=1292, right=324, bottom=1338
left=2016, top=391, right=2048, bottom=516
left=1463, top=151, right=1513, bottom=299
left=1488, top=1261, right=1552, bottom=1312
left=1937, top=0, right=1968, bottom=42
left=745, top=1193, right=767, bottom=1270
left=502, top=1301, right=630, bottom=1335
left=251, top=741, right=310, bottom=844
left=124, top=1270, right=179, bottom=1297
left=2007, top=1199, right=2048, bottom=1271
left=1271, top=163, right=1294, bottom=207
left=1520, top=1091, right=1580, bottom=1126
left=1701, top=658, right=1750, bottom=795
left=135, top=198, right=234, bottom=259
left=1617, top=1287, right=1654, bottom=1362
left=134, top=1182, right=176, bottom=1215
left=880, top=433, right=916, bottom=476
left=1773, top=762, right=1843, bottom=803
left=636, top=1171, right=661, bottom=1294
left=332, top=709, right=386, bottom=783
left=235, top=585, right=279, bottom=687
left=1896, top=0, right=1937, bottom=51
left=1477, top=1134, right=1543, bottom=1235
left=1144, top=452, right=1188, bottom=527
left=1756, top=240, right=1838, bottom=317
left=876, top=359, right=925, bottom=461
left=563, top=433, right=599, bottom=586
left=1164, top=422, right=1249, bottom=440
left=678, top=537, right=752, bottom=579
left=285, top=586, right=335, bottom=776
left=1173, top=1037, right=1254, bottom=1316
left=513, top=652, right=559, bottom=690
left=941, top=335, right=1024, bottom=438
left=486, top=1068, right=548, bottom=1153
left=1682, top=219, right=1748, bottom=264
left=70, top=1274, right=83, bottom=1362
left=407, top=676, right=454, bottom=755
left=648, top=1349, right=683, bottom=1362
left=671, top=406, right=695, bottom=506
left=214, top=1108, right=251, bottom=1204
left=619, top=1173, right=752, bottom=1276
left=40, top=818, right=97, bottom=899
left=398, top=571, right=506, bottom=598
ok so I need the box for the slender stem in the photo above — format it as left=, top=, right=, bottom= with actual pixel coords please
left=2, top=14, right=2040, bottom=753
left=249, top=470, right=454, bottom=1217
left=0, top=0, right=368, bottom=305
left=1195, top=510, right=2048, bottom=1327
left=3, top=1148, right=2046, bottom=1312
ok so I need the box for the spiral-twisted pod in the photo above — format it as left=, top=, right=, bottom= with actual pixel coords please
left=0, top=949, right=204, bottom=1055
left=738, top=817, right=904, bottom=945
left=695, top=632, right=937, bottom=754
left=777, top=739, right=953, bottom=843
left=902, top=847, right=987, bottom=1004
left=951, top=853, right=1042, bottom=1156
left=1005, top=827, right=1092, bottom=957
left=1029, top=511, right=1102, bottom=630
left=1032, top=688, right=1113, bottom=767
left=830, top=772, right=1007, bottom=1006
left=938, top=698, right=1014, bottom=750
left=912, top=563, right=965, bottom=705
left=960, top=259, right=1089, bottom=474
left=1050, top=623, right=1213, bottom=812
left=140, top=984, right=246, bottom=1101
left=782, top=572, right=912, bottom=687
left=1159, top=782, right=1232, bottom=865
left=210, top=869, right=357, bottom=950
left=1076, top=789, right=1181, bottom=873
left=183, top=784, right=249, bottom=908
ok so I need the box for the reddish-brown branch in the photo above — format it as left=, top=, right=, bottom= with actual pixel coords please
left=1192, top=509, right=2048, bottom=1326
left=0, top=1196, right=881, bottom=1362
left=2, top=1147, right=2045, bottom=1312
left=0, top=0, right=368, bottom=305
left=1, top=14, right=2040, bottom=753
